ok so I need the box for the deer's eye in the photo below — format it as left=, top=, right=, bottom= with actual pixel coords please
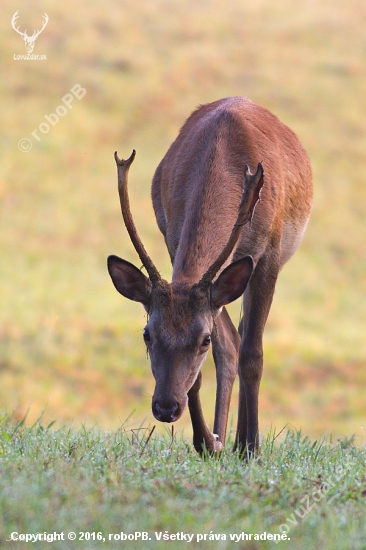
left=202, top=335, right=211, bottom=348
left=143, top=328, right=151, bottom=342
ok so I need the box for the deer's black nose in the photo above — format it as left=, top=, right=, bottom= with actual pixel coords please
left=153, top=401, right=180, bottom=423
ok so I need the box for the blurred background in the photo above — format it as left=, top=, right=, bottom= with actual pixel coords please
left=1, top=0, right=365, bottom=442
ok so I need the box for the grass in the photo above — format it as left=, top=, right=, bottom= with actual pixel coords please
left=0, top=413, right=365, bottom=549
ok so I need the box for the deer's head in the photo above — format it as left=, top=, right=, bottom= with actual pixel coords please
left=108, top=150, right=263, bottom=423
left=11, top=11, right=48, bottom=54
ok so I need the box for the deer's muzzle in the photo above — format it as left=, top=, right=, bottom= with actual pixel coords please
left=152, top=398, right=183, bottom=423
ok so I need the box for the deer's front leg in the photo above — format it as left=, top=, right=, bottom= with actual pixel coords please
left=188, top=371, right=222, bottom=455
left=212, top=307, right=240, bottom=446
left=234, top=252, right=279, bottom=456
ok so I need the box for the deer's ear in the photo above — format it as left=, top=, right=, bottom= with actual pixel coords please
left=211, top=257, right=253, bottom=308
left=107, top=255, right=152, bottom=307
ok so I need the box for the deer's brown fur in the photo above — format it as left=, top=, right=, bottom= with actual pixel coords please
left=108, top=96, right=313, bottom=456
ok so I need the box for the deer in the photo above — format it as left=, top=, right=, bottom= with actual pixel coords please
left=11, top=11, right=49, bottom=54
left=108, top=96, right=313, bottom=457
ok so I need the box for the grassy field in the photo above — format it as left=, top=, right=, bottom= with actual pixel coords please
left=1, top=0, right=366, bottom=448
left=0, top=413, right=365, bottom=549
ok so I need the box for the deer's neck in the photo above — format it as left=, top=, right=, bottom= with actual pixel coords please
left=171, top=176, right=241, bottom=283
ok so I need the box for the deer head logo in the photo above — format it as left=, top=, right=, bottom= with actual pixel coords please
left=11, top=11, right=49, bottom=54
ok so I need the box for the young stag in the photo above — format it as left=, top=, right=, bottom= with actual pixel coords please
left=108, top=96, right=313, bottom=456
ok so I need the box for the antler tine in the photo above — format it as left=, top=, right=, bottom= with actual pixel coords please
left=11, top=11, right=25, bottom=37
left=33, top=13, right=49, bottom=39
left=11, top=11, right=19, bottom=26
left=115, top=150, right=162, bottom=286
left=35, top=13, right=49, bottom=37
left=199, top=162, right=264, bottom=287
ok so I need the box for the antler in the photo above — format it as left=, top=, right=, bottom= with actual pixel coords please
left=11, top=11, right=27, bottom=38
left=114, top=150, right=162, bottom=286
left=33, top=13, right=49, bottom=39
left=11, top=11, right=48, bottom=39
left=199, top=162, right=264, bottom=287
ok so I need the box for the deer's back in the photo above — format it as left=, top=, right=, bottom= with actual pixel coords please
left=152, top=97, right=312, bottom=278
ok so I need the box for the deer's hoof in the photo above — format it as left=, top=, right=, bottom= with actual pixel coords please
left=194, top=436, right=223, bottom=457
left=212, top=439, right=223, bottom=453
